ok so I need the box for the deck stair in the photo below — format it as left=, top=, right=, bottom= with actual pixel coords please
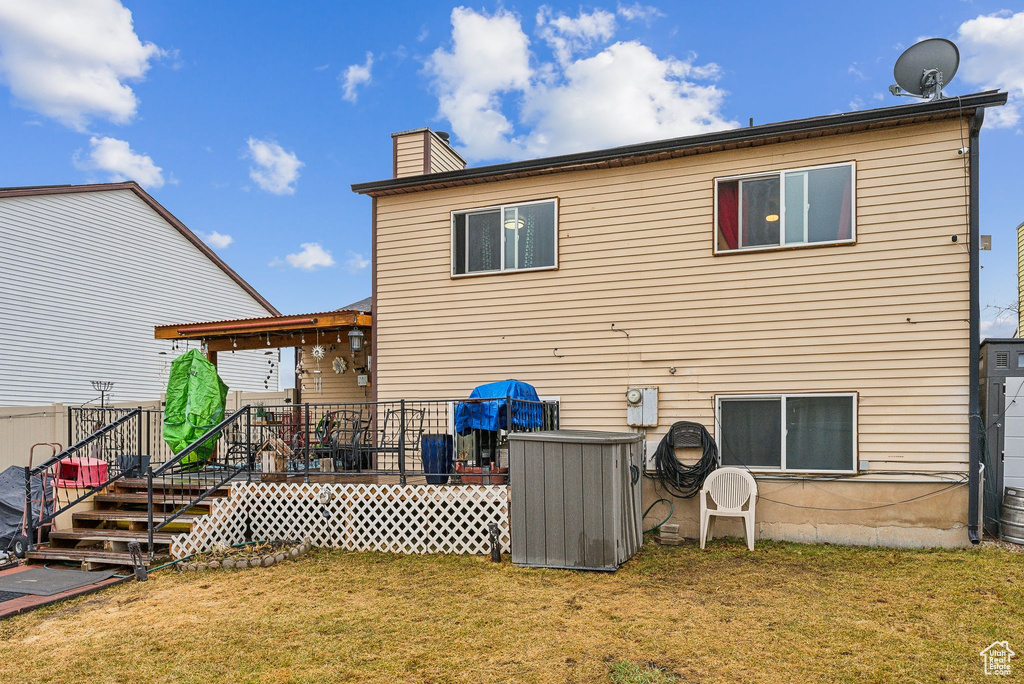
left=26, top=478, right=231, bottom=571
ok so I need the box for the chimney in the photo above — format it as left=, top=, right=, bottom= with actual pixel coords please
left=391, top=128, right=466, bottom=179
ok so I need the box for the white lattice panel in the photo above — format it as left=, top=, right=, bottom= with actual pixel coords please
left=171, top=488, right=249, bottom=558
left=171, top=483, right=509, bottom=559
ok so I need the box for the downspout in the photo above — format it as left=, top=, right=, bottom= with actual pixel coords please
left=968, top=107, right=985, bottom=544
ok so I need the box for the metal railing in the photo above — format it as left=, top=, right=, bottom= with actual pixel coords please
left=64, top=398, right=559, bottom=558
left=233, top=397, right=559, bottom=483
left=26, top=408, right=145, bottom=548
left=146, top=406, right=255, bottom=552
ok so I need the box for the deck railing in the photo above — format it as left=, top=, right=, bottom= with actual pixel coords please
left=26, top=408, right=145, bottom=548
left=71, top=398, right=559, bottom=558
left=72, top=397, right=559, bottom=484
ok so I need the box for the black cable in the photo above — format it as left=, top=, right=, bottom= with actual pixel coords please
left=647, top=421, right=719, bottom=498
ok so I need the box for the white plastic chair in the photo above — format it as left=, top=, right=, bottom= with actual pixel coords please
left=699, top=467, right=758, bottom=551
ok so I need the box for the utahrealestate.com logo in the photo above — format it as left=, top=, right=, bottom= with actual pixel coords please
left=980, top=641, right=1015, bottom=676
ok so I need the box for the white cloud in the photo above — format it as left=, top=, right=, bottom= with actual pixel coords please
left=537, top=7, right=616, bottom=65
left=426, top=8, right=734, bottom=161
left=76, top=136, right=164, bottom=187
left=957, top=11, right=1024, bottom=128
left=0, top=0, right=162, bottom=130
left=617, top=3, right=664, bottom=23
left=341, top=52, right=373, bottom=103
left=245, top=137, right=303, bottom=195
left=345, top=250, right=370, bottom=273
left=425, top=8, right=532, bottom=160
left=202, top=231, right=233, bottom=249
left=273, top=243, right=335, bottom=271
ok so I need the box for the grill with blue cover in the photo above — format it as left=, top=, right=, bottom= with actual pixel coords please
left=454, top=380, right=543, bottom=435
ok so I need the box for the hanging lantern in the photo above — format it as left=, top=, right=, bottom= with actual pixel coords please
left=348, top=328, right=364, bottom=353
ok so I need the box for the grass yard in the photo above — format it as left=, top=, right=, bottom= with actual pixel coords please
left=0, top=539, right=1021, bottom=683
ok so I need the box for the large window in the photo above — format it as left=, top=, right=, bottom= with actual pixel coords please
left=716, top=393, right=857, bottom=473
left=452, top=199, right=557, bottom=276
left=715, top=162, right=855, bottom=253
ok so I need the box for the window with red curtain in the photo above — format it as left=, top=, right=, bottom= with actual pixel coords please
left=717, top=181, right=739, bottom=250
left=716, top=163, right=853, bottom=252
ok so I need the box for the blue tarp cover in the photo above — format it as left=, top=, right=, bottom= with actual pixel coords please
left=454, top=380, right=543, bottom=435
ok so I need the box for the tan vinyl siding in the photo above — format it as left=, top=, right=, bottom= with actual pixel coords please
left=394, top=134, right=426, bottom=178
left=374, top=118, right=971, bottom=475
left=297, top=345, right=370, bottom=403
left=427, top=135, right=465, bottom=174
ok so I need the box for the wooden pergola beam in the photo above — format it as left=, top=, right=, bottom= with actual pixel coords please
left=200, top=331, right=369, bottom=353
left=155, top=311, right=371, bottom=342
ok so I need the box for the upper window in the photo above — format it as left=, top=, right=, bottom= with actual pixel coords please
left=452, top=199, right=557, bottom=276
left=716, top=393, right=857, bottom=473
left=715, top=162, right=855, bottom=253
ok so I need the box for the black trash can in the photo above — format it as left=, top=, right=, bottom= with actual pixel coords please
left=421, top=434, right=454, bottom=484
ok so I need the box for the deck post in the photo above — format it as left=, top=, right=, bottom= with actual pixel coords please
left=146, top=466, right=154, bottom=560
left=246, top=405, right=253, bottom=483
left=399, top=400, right=407, bottom=485
left=136, top=408, right=143, bottom=474
left=303, top=403, right=311, bottom=483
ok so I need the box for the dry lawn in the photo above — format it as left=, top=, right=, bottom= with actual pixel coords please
left=0, top=539, right=1022, bottom=683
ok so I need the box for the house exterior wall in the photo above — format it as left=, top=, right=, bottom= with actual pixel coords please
left=370, top=117, right=974, bottom=546
left=0, top=189, right=278, bottom=406
left=296, top=344, right=370, bottom=403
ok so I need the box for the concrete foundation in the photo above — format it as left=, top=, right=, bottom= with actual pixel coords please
left=642, top=477, right=970, bottom=549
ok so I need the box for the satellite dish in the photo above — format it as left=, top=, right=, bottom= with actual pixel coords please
left=889, top=38, right=959, bottom=100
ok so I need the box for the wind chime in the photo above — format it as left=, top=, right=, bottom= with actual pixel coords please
left=310, top=330, right=325, bottom=394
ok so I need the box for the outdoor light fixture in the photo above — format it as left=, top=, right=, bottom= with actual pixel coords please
left=765, top=214, right=780, bottom=222
left=348, top=328, right=364, bottom=353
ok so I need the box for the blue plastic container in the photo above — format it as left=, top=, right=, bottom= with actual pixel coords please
left=421, top=434, right=454, bottom=484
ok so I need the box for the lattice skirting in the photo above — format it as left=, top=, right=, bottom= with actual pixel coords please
left=171, top=483, right=510, bottom=558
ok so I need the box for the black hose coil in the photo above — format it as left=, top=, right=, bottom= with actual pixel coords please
left=648, top=421, right=719, bottom=498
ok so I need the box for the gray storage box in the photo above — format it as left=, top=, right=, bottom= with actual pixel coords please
left=509, top=430, right=643, bottom=571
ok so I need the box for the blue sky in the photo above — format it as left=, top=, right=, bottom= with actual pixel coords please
left=1, top=1, right=1023, bottom=336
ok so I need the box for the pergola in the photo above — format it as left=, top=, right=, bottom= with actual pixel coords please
left=154, top=309, right=372, bottom=399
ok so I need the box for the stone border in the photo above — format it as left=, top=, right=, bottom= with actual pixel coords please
left=178, top=539, right=312, bottom=572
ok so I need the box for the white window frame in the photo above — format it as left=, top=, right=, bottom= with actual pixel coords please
left=713, top=161, right=856, bottom=255
left=714, top=392, right=858, bottom=474
left=451, top=198, right=559, bottom=277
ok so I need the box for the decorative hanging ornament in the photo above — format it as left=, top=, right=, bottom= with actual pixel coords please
left=311, top=345, right=326, bottom=361
left=332, top=357, right=347, bottom=374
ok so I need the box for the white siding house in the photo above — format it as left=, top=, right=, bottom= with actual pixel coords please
left=0, top=182, right=280, bottom=406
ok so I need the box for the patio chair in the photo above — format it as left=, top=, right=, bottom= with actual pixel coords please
left=376, top=407, right=426, bottom=470
left=699, top=467, right=758, bottom=551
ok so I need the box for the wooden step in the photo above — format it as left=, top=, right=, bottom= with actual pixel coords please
left=117, top=477, right=234, bottom=494
left=27, top=546, right=170, bottom=569
left=49, top=529, right=178, bottom=545
left=72, top=510, right=202, bottom=525
left=94, top=493, right=219, bottom=506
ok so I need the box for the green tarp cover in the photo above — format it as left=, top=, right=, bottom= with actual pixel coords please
left=162, top=349, right=229, bottom=470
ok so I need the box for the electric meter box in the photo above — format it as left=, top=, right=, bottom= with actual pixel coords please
left=626, top=386, right=658, bottom=427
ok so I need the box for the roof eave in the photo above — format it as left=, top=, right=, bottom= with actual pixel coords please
left=351, top=91, right=1007, bottom=197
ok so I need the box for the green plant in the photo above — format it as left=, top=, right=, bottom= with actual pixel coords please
left=610, top=661, right=682, bottom=683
